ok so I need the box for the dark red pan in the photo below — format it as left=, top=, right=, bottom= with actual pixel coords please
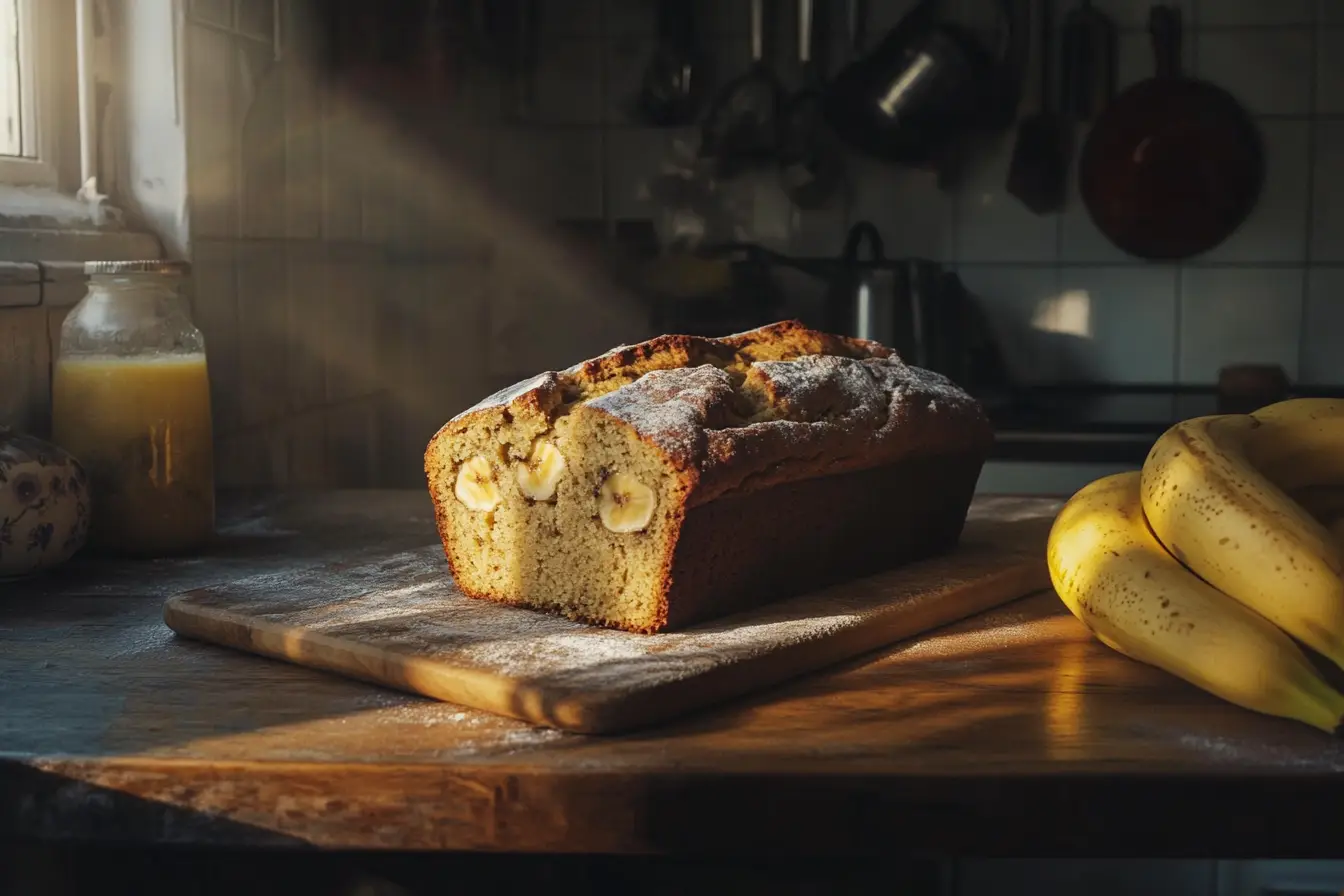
left=1077, top=4, right=1263, bottom=261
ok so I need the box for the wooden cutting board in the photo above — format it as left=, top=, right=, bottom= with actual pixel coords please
left=163, top=508, right=1055, bottom=734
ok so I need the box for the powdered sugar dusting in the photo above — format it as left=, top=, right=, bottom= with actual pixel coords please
left=584, top=365, right=734, bottom=463
left=751, top=355, right=884, bottom=424
left=439, top=322, right=990, bottom=506
left=578, top=347, right=989, bottom=497
left=452, top=372, right=555, bottom=421
left=167, top=518, right=1040, bottom=717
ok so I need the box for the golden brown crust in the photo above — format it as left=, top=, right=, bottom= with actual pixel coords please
left=431, top=320, right=991, bottom=509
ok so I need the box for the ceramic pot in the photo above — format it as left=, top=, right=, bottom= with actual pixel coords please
left=0, top=428, right=91, bottom=579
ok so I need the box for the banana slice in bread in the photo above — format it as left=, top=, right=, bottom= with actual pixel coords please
left=424, top=320, right=993, bottom=633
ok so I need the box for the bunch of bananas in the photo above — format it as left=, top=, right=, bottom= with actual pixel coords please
left=1046, top=398, right=1344, bottom=733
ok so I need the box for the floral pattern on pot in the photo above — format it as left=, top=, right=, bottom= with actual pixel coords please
left=0, top=428, right=91, bottom=579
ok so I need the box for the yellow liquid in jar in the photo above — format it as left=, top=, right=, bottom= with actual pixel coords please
left=52, top=354, right=216, bottom=556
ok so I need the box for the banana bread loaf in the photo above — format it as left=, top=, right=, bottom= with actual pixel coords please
left=424, top=320, right=994, bottom=633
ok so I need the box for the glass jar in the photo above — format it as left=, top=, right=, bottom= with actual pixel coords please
left=51, top=260, right=215, bottom=557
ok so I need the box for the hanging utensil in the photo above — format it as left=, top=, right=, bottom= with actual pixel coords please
left=635, top=0, right=707, bottom=127
left=1078, top=4, right=1263, bottom=260
left=1005, top=0, right=1069, bottom=214
left=820, top=0, right=1018, bottom=173
left=699, top=0, right=785, bottom=179
left=1060, top=0, right=1117, bottom=120
left=778, top=0, right=846, bottom=209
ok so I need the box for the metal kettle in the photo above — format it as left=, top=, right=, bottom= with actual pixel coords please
left=823, top=221, right=940, bottom=368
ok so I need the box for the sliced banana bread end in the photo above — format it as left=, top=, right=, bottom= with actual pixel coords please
left=424, top=320, right=993, bottom=633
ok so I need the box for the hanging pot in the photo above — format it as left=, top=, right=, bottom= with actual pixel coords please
left=822, top=0, right=1026, bottom=171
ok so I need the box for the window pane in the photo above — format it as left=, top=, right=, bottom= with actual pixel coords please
left=0, top=0, right=20, bottom=157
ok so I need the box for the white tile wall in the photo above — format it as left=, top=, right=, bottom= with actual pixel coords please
left=189, top=239, right=241, bottom=434
left=1055, top=266, right=1179, bottom=382
left=177, top=4, right=501, bottom=486
left=282, top=239, right=327, bottom=411
left=189, top=0, right=233, bottom=30
left=369, top=0, right=1344, bottom=405
left=238, top=46, right=289, bottom=240
left=281, top=55, right=323, bottom=240
left=956, top=265, right=1063, bottom=384
left=847, top=159, right=955, bottom=262
left=1317, top=29, right=1344, bottom=114
left=467, top=3, right=1341, bottom=396
left=1301, top=267, right=1344, bottom=382
left=955, top=134, right=1061, bottom=263
left=1311, top=120, right=1344, bottom=261
left=185, top=24, right=239, bottom=239
left=318, top=89, right=364, bottom=243
left=1179, top=267, right=1305, bottom=382
left=235, top=0, right=274, bottom=41
left=1197, top=29, right=1315, bottom=115
left=161, top=0, right=1344, bottom=488
left=235, top=240, right=289, bottom=427
left=769, top=3, right=1339, bottom=388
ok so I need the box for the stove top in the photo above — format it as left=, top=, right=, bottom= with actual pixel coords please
left=979, top=384, right=1344, bottom=463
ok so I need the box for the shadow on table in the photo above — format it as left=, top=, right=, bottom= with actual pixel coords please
left=0, top=759, right=309, bottom=848
left=0, top=761, right=947, bottom=894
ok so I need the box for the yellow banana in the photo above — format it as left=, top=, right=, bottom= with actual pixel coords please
left=1252, top=397, right=1344, bottom=572
left=1140, top=413, right=1344, bottom=670
left=1246, top=398, right=1344, bottom=491
left=1048, top=471, right=1344, bottom=733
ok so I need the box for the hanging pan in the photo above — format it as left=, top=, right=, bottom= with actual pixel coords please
left=1077, top=4, right=1263, bottom=260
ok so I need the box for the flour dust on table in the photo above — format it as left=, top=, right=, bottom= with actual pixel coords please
left=163, top=513, right=1049, bottom=734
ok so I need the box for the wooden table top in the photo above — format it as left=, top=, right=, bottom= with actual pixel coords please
left=3, top=490, right=1343, bottom=857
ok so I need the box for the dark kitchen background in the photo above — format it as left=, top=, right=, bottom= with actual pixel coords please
left=2, top=0, right=1341, bottom=498
left=7, top=2, right=1344, bottom=893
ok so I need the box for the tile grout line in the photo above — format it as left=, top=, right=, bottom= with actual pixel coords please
left=1298, top=3, right=1321, bottom=381
left=1174, top=0, right=1199, bottom=385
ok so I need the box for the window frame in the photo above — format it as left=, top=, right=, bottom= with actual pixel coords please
left=0, top=0, right=79, bottom=190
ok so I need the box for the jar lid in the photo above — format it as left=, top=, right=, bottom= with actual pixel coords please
left=84, top=260, right=192, bottom=276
